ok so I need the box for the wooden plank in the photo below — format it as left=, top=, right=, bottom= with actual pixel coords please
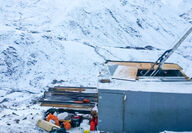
left=50, top=87, right=85, bottom=92
left=41, top=97, right=98, bottom=103
left=40, top=103, right=93, bottom=110
left=112, top=66, right=138, bottom=80
left=36, top=119, right=60, bottom=132
left=180, top=70, right=191, bottom=80
left=40, top=100, right=96, bottom=106
left=53, top=86, right=97, bottom=89
left=162, top=64, right=182, bottom=70
left=44, top=91, right=98, bottom=97
left=50, top=86, right=97, bottom=92
left=99, top=79, right=111, bottom=83
left=108, top=61, right=182, bottom=70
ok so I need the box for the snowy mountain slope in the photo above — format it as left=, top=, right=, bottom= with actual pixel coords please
left=0, top=0, right=192, bottom=132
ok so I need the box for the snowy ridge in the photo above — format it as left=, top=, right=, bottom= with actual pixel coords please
left=0, top=0, right=192, bottom=132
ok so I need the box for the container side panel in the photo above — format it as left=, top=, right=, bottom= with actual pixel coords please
left=124, top=91, right=151, bottom=132
left=98, top=91, right=123, bottom=132
left=98, top=89, right=192, bottom=132
left=150, top=93, right=192, bottom=132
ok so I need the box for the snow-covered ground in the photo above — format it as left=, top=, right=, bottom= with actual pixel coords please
left=0, top=0, right=192, bottom=132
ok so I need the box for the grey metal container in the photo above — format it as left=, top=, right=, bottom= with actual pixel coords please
left=98, top=61, right=192, bottom=132
left=98, top=86, right=192, bottom=132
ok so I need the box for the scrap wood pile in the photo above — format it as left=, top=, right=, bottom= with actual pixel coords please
left=37, top=86, right=98, bottom=132
left=39, top=86, right=98, bottom=111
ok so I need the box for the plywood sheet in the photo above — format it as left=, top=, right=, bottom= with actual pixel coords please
left=36, top=119, right=60, bottom=132
left=112, top=66, right=138, bottom=80
left=108, top=61, right=182, bottom=70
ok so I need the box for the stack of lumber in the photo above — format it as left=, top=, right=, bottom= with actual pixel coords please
left=40, top=86, right=98, bottom=111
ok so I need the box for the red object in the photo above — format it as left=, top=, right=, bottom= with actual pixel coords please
left=63, top=121, right=71, bottom=130
left=90, top=121, right=95, bottom=131
left=72, top=115, right=81, bottom=119
left=74, top=99, right=90, bottom=104
left=83, top=99, right=90, bottom=103
left=46, top=113, right=60, bottom=126
left=90, top=117, right=98, bottom=131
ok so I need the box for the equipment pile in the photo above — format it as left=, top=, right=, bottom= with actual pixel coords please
left=37, top=86, right=98, bottom=133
